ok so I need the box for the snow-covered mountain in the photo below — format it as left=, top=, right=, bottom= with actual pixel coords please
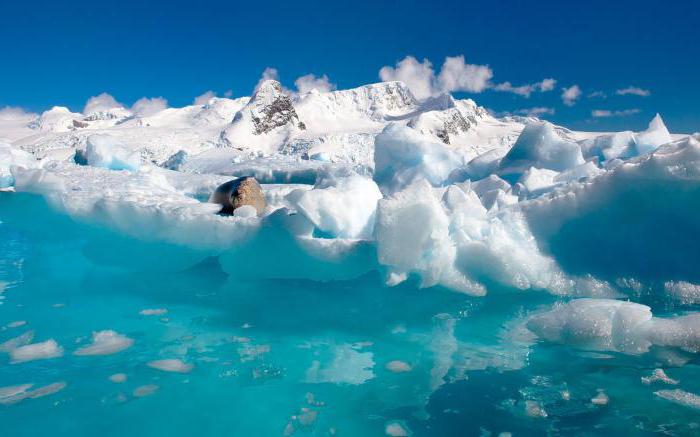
left=2, top=79, right=521, bottom=172
left=220, top=80, right=306, bottom=153
left=1, top=79, right=686, bottom=182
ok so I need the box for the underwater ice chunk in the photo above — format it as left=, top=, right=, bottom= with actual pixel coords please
left=10, top=339, right=63, bottom=363
left=385, top=360, right=412, bottom=373
left=664, top=281, right=700, bottom=305
left=147, top=359, right=194, bottom=373
left=591, top=390, right=609, bottom=406
left=527, top=299, right=653, bottom=353
left=109, top=373, right=128, bottom=383
left=305, top=344, right=374, bottom=385
left=0, top=331, right=34, bottom=352
left=385, top=421, right=411, bottom=436
left=528, top=298, right=700, bottom=354
left=74, top=330, right=134, bottom=356
left=6, top=321, right=27, bottom=329
left=140, top=308, right=168, bottom=316
left=654, top=389, right=700, bottom=410
left=0, top=382, right=66, bottom=405
left=133, top=384, right=159, bottom=397
left=641, top=369, right=678, bottom=385
left=524, top=400, right=547, bottom=418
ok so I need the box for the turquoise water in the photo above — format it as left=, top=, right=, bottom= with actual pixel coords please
left=1, top=192, right=699, bottom=436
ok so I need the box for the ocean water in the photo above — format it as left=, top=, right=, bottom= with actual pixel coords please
left=1, top=192, right=699, bottom=436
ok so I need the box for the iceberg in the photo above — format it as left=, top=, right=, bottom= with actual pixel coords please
left=0, top=142, right=38, bottom=188
left=1, top=78, right=699, bottom=435
left=374, top=124, right=465, bottom=194
left=499, top=121, right=584, bottom=175
left=85, top=134, right=141, bottom=171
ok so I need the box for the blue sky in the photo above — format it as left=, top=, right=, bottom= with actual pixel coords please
left=0, top=0, right=698, bottom=132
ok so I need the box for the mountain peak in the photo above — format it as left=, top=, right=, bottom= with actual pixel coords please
left=252, top=80, right=287, bottom=104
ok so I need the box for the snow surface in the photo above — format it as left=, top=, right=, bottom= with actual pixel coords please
left=1, top=83, right=695, bottom=299
left=1, top=82, right=699, bottom=367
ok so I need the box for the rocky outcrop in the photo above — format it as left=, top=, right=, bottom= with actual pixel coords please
left=220, top=80, right=305, bottom=153
left=245, top=81, right=305, bottom=134
left=232, top=80, right=304, bottom=135
left=408, top=99, right=486, bottom=145
left=210, top=177, right=266, bottom=215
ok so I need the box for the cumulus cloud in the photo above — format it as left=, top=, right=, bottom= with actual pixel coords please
left=493, top=78, right=557, bottom=97
left=295, top=73, right=337, bottom=94
left=193, top=91, right=216, bottom=105
left=0, top=106, right=37, bottom=121
left=561, top=85, right=582, bottom=106
left=539, top=78, right=557, bottom=92
left=252, top=67, right=295, bottom=95
left=83, top=92, right=123, bottom=114
left=437, top=55, right=493, bottom=94
left=616, top=86, right=651, bottom=97
left=131, top=97, right=168, bottom=117
left=379, top=55, right=555, bottom=100
left=379, top=56, right=437, bottom=100
left=255, top=67, right=281, bottom=91
left=591, top=108, right=641, bottom=118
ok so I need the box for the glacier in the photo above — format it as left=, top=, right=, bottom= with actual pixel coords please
left=1, top=79, right=700, bottom=435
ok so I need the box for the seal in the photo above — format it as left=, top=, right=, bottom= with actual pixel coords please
left=210, top=177, right=266, bottom=215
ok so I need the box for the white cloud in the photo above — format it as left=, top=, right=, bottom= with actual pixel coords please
left=379, top=55, right=556, bottom=100
left=437, top=55, right=493, bottom=94
left=561, top=85, right=582, bottom=106
left=539, top=78, right=557, bottom=92
left=616, top=86, right=651, bottom=97
left=253, top=67, right=294, bottom=95
left=193, top=90, right=216, bottom=105
left=0, top=106, right=37, bottom=121
left=379, top=56, right=437, bottom=100
left=493, top=78, right=557, bottom=97
left=591, top=108, right=641, bottom=118
left=131, top=97, right=168, bottom=117
left=295, top=73, right=337, bottom=94
left=255, top=67, right=281, bottom=91
left=515, top=107, right=555, bottom=117
left=588, top=90, right=607, bottom=99
left=83, top=92, right=123, bottom=114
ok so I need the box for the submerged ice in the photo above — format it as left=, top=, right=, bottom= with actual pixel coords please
left=1, top=80, right=699, bottom=435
